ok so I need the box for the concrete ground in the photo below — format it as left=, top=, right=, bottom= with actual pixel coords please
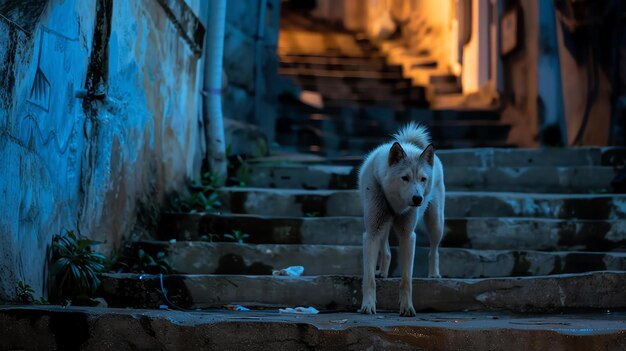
left=1, top=305, right=625, bottom=350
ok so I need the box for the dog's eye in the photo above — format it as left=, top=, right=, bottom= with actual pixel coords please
left=401, top=175, right=410, bottom=182
left=420, top=177, right=427, bottom=182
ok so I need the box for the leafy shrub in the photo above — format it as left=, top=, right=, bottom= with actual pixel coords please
left=50, top=231, right=105, bottom=303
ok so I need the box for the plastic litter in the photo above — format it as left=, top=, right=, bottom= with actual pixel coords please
left=272, top=266, right=304, bottom=277
left=225, top=304, right=250, bottom=311
left=329, top=319, right=348, bottom=324
left=279, top=306, right=319, bottom=314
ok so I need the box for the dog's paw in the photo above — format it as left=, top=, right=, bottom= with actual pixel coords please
left=360, top=297, right=377, bottom=314
left=428, top=273, right=442, bottom=279
left=375, top=272, right=388, bottom=279
left=399, top=303, right=416, bottom=317
left=359, top=304, right=377, bottom=314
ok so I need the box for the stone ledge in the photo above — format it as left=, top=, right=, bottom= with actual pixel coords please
left=246, top=163, right=618, bottom=192
left=100, top=271, right=626, bottom=313
left=2, top=306, right=625, bottom=350
left=252, top=147, right=626, bottom=167
left=131, top=241, right=626, bottom=277
left=158, top=212, right=626, bottom=251
left=217, top=188, right=626, bottom=219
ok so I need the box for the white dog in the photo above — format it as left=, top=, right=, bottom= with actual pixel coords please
left=358, top=123, right=445, bottom=316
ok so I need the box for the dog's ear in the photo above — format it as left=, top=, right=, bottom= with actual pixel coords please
left=419, top=144, right=435, bottom=166
left=388, top=142, right=407, bottom=165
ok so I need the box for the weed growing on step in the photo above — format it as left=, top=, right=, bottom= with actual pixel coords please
left=15, top=281, right=48, bottom=305
left=175, top=171, right=223, bottom=213
left=131, top=249, right=172, bottom=274
left=224, top=230, right=250, bottom=244
left=464, top=178, right=476, bottom=189
left=227, top=153, right=252, bottom=187
left=184, top=191, right=222, bottom=212
left=201, top=171, right=222, bottom=189
left=305, top=212, right=320, bottom=217
left=15, top=281, right=35, bottom=304
left=50, top=230, right=106, bottom=305
left=200, top=234, right=221, bottom=242
left=110, top=248, right=172, bottom=274
left=589, top=188, right=608, bottom=194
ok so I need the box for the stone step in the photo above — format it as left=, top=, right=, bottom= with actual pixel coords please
left=158, top=213, right=626, bottom=252
left=5, top=307, right=626, bottom=350
left=130, top=241, right=626, bottom=278
left=245, top=164, right=618, bottom=193
left=217, top=188, right=626, bottom=219
left=252, top=147, right=626, bottom=167
left=279, top=55, right=392, bottom=68
left=279, top=59, right=403, bottom=73
left=290, top=75, right=413, bottom=89
left=275, top=134, right=513, bottom=155
left=279, top=67, right=406, bottom=80
left=277, top=116, right=510, bottom=143
left=279, top=52, right=386, bottom=61
left=100, top=271, right=626, bottom=313
left=430, top=74, right=459, bottom=84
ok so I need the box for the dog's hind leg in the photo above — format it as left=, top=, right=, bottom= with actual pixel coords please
left=375, top=231, right=391, bottom=278
left=425, top=199, right=444, bottom=278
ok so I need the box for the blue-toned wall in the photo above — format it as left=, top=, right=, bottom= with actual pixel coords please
left=0, top=0, right=204, bottom=300
left=222, top=0, right=280, bottom=142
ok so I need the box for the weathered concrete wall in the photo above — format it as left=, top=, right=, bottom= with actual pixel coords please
left=500, top=1, right=540, bottom=147
left=0, top=0, right=204, bottom=300
left=222, top=0, right=280, bottom=143
left=554, top=2, right=614, bottom=146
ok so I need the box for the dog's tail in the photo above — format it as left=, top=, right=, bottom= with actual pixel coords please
left=393, top=122, right=431, bottom=149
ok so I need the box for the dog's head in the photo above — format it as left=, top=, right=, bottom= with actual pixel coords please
left=382, top=142, right=435, bottom=213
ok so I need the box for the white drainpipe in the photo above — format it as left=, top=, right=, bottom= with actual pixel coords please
left=202, top=0, right=228, bottom=183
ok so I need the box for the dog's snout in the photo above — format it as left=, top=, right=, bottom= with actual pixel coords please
left=412, top=195, right=423, bottom=206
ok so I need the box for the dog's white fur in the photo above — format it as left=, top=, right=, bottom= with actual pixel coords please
left=358, top=123, right=445, bottom=316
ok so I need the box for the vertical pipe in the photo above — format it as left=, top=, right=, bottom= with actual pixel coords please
left=203, top=0, right=228, bottom=183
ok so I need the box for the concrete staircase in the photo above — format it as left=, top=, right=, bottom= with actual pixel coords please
left=100, top=147, right=626, bottom=315
left=275, top=12, right=512, bottom=155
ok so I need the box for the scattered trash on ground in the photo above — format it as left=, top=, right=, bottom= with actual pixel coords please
left=279, top=306, right=319, bottom=314
left=272, top=266, right=304, bottom=277
left=169, top=239, right=177, bottom=244
left=225, top=304, right=250, bottom=311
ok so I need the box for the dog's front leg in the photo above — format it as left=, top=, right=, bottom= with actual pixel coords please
left=376, top=231, right=391, bottom=278
left=360, top=223, right=389, bottom=314
left=397, top=230, right=417, bottom=316
left=425, top=199, right=444, bottom=278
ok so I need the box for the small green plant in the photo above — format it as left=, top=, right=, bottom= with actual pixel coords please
left=131, top=249, right=172, bottom=274
left=183, top=191, right=222, bottom=212
left=15, top=281, right=35, bottom=304
left=201, top=171, right=222, bottom=190
left=108, top=247, right=172, bottom=274
left=224, top=230, right=250, bottom=244
left=176, top=171, right=223, bottom=213
left=305, top=212, right=319, bottom=217
left=589, top=188, right=608, bottom=194
left=231, top=155, right=251, bottom=187
left=200, top=234, right=221, bottom=242
left=51, top=230, right=105, bottom=304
